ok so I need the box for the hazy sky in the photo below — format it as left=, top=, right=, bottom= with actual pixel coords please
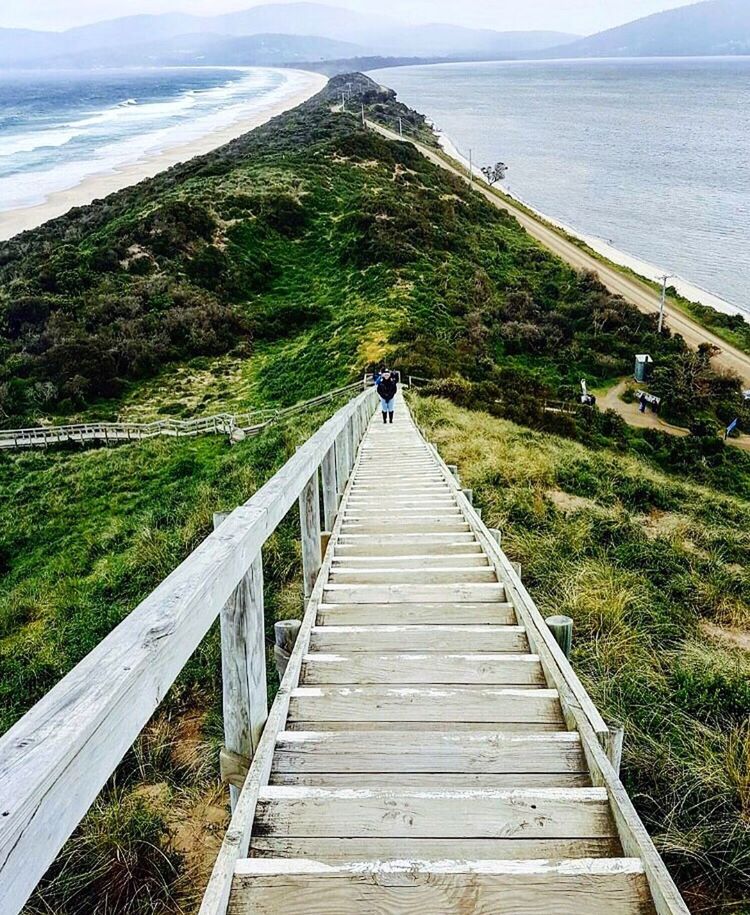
left=2, top=0, right=693, bottom=35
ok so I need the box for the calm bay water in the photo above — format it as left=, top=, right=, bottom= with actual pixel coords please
left=370, top=58, right=750, bottom=315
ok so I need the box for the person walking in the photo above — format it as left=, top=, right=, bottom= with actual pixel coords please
left=377, top=370, right=397, bottom=424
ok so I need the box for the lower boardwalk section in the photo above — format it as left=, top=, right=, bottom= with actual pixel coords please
left=219, top=393, right=683, bottom=915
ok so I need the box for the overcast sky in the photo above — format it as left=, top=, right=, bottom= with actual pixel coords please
left=2, top=0, right=693, bottom=35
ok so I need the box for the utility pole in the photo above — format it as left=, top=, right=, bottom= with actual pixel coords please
left=341, top=92, right=346, bottom=112
left=469, top=148, right=473, bottom=186
left=361, top=102, right=366, bottom=128
left=658, top=274, right=673, bottom=334
left=398, top=116, right=403, bottom=139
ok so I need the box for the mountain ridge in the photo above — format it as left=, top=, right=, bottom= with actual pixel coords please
left=539, top=0, right=750, bottom=58
left=0, top=3, right=578, bottom=68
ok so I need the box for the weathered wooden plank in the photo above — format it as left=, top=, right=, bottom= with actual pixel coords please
left=271, top=730, right=585, bottom=773
left=322, top=583, right=505, bottom=603
left=287, top=686, right=564, bottom=724
left=254, top=786, right=615, bottom=838
left=214, top=512, right=267, bottom=811
left=320, top=446, right=338, bottom=532
left=301, top=652, right=545, bottom=685
left=299, top=471, right=322, bottom=600
left=337, top=531, right=475, bottom=543
left=342, top=520, right=471, bottom=534
left=308, top=624, right=527, bottom=653
left=229, top=858, right=654, bottom=915
left=332, top=554, right=489, bottom=568
left=247, top=835, right=619, bottom=860
left=316, top=602, right=516, bottom=625
left=282, top=719, right=564, bottom=734
left=328, top=567, right=498, bottom=584
left=270, top=771, right=592, bottom=787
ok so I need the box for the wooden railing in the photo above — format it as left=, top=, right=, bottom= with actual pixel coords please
left=0, top=384, right=378, bottom=915
left=0, top=382, right=365, bottom=451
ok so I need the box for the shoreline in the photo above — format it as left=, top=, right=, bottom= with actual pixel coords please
left=0, top=68, right=327, bottom=241
left=436, top=131, right=747, bottom=321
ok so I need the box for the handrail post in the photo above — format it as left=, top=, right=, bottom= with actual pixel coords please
left=299, top=470, right=322, bottom=602
left=320, top=447, right=338, bottom=532
left=335, top=430, right=350, bottom=499
left=213, top=512, right=268, bottom=812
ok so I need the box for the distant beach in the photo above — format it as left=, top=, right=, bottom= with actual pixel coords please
left=0, top=68, right=326, bottom=241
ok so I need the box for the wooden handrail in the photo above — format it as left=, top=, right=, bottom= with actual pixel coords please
left=0, top=385, right=378, bottom=915
left=0, top=382, right=365, bottom=451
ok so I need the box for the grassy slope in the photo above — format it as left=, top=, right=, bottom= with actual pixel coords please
left=412, top=394, right=750, bottom=913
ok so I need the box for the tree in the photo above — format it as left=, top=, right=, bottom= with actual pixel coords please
left=481, top=162, right=508, bottom=186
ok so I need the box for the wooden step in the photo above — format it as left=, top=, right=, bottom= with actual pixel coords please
left=270, top=771, right=592, bottom=788
left=342, top=521, right=471, bottom=534
left=337, top=532, right=475, bottom=543
left=328, top=567, right=497, bottom=584
left=283, top=720, right=564, bottom=733
left=248, top=835, right=620, bottom=861
left=254, top=786, right=615, bottom=838
left=344, top=508, right=463, bottom=518
left=230, top=858, right=653, bottom=915
left=322, top=583, right=505, bottom=603
left=308, top=624, right=526, bottom=652
left=334, top=541, right=482, bottom=557
left=331, top=554, right=489, bottom=568
left=316, top=602, right=516, bottom=625
left=271, top=731, right=586, bottom=774
left=301, top=652, right=545, bottom=685
left=287, top=686, right=564, bottom=725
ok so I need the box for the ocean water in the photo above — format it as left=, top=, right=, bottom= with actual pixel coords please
left=0, top=67, right=301, bottom=212
left=370, top=58, right=750, bottom=316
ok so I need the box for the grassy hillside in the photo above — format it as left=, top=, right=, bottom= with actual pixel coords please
left=1, top=73, right=748, bottom=913
left=3, top=74, right=747, bottom=436
left=412, top=394, right=750, bottom=913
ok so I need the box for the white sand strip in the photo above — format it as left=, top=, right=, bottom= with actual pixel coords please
left=0, top=68, right=327, bottom=242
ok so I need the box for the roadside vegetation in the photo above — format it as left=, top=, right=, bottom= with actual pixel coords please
left=0, top=73, right=748, bottom=913
left=412, top=394, right=750, bottom=914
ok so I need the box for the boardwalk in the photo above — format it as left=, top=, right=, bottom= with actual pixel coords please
left=208, top=393, right=686, bottom=914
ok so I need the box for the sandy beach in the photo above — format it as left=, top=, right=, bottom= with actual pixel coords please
left=0, top=69, right=327, bottom=241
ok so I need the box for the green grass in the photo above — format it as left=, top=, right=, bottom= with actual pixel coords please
left=411, top=393, right=750, bottom=913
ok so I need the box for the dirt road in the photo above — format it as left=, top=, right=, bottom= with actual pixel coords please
left=367, top=119, right=750, bottom=387
left=599, top=379, right=750, bottom=451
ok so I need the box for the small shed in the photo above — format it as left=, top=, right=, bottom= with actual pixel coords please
left=634, top=354, right=654, bottom=383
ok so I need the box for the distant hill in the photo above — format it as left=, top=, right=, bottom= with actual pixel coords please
left=543, top=0, right=750, bottom=58
left=41, top=33, right=367, bottom=69
left=0, top=2, right=578, bottom=68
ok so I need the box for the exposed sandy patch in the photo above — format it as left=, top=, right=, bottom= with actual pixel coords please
left=700, top=620, right=750, bottom=652
left=546, top=489, right=598, bottom=513
left=171, top=711, right=209, bottom=776
left=170, top=783, right=230, bottom=890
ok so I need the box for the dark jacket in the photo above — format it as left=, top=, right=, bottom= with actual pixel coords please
left=377, top=377, right=398, bottom=401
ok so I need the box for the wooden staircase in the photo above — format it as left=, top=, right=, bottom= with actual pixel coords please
left=217, top=392, right=679, bottom=914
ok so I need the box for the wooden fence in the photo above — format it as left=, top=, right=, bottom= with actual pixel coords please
left=0, top=384, right=378, bottom=915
